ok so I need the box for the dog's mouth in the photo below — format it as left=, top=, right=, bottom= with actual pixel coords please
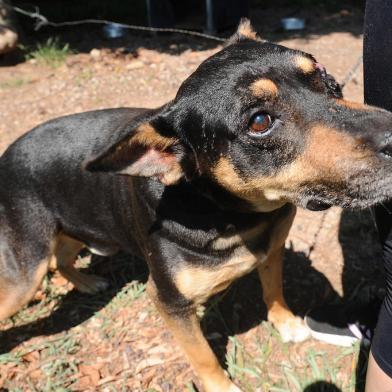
left=298, top=170, right=392, bottom=211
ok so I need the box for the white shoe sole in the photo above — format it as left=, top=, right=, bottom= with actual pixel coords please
left=304, top=316, right=359, bottom=347
left=307, top=328, right=358, bottom=347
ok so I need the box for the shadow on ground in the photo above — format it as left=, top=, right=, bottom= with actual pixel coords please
left=200, top=247, right=338, bottom=367
left=304, top=380, right=342, bottom=392
left=201, top=208, right=383, bottom=391
left=2, top=1, right=364, bottom=66
left=0, top=251, right=148, bottom=354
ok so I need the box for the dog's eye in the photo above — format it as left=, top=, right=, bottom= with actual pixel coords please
left=249, top=113, right=273, bottom=134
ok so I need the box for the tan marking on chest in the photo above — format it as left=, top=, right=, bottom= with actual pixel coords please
left=175, top=249, right=266, bottom=304
left=211, top=221, right=268, bottom=251
left=175, top=205, right=295, bottom=304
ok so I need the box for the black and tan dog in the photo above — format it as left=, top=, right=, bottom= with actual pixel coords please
left=1, top=20, right=392, bottom=391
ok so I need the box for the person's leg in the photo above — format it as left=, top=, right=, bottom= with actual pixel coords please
left=364, top=0, right=392, bottom=389
left=366, top=203, right=392, bottom=391
left=366, top=352, right=392, bottom=392
left=363, top=0, right=392, bottom=112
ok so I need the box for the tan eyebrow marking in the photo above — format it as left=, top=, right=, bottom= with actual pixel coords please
left=250, top=78, right=278, bottom=97
left=295, top=56, right=315, bottom=73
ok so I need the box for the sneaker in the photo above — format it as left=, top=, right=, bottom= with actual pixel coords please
left=305, top=304, right=374, bottom=347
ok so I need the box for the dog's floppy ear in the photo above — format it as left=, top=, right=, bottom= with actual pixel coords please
left=85, top=123, right=184, bottom=186
left=226, top=18, right=262, bottom=46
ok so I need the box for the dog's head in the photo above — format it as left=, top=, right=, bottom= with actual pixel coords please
left=87, top=19, right=392, bottom=212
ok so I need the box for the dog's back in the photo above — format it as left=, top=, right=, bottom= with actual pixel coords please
left=0, top=108, right=155, bottom=319
left=0, top=107, right=148, bottom=185
left=0, top=107, right=151, bottom=244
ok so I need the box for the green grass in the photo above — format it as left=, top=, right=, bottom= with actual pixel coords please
left=25, top=37, right=72, bottom=68
left=198, top=287, right=365, bottom=391
left=0, top=334, right=80, bottom=391
left=107, top=280, right=146, bottom=309
left=75, top=69, right=94, bottom=86
left=0, top=280, right=365, bottom=391
left=0, top=78, right=29, bottom=89
left=0, top=257, right=366, bottom=391
left=39, top=336, right=80, bottom=391
left=223, top=332, right=362, bottom=391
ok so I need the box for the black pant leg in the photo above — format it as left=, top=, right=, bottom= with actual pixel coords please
left=364, top=0, right=392, bottom=377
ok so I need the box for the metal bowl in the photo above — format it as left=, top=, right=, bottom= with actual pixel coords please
left=281, top=18, right=305, bottom=31
left=103, top=23, right=126, bottom=39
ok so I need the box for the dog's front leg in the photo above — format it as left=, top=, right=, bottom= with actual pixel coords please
left=147, top=278, right=241, bottom=392
left=258, top=246, right=310, bottom=343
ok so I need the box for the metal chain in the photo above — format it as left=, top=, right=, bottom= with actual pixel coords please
left=340, top=54, right=363, bottom=89
left=307, top=210, right=328, bottom=258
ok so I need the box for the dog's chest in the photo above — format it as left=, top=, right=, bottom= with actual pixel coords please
left=173, top=207, right=293, bottom=304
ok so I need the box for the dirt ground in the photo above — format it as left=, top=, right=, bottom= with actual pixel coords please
left=0, top=4, right=386, bottom=392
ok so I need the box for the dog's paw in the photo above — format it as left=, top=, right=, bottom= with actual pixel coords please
left=203, top=372, right=243, bottom=392
left=204, top=381, right=243, bottom=392
left=274, top=316, right=310, bottom=343
left=75, top=274, right=110, bottom=294
left=227, top=384, right=243, bottom=392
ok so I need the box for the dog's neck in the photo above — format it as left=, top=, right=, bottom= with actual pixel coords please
left=189, top=177, right=258, bottom=213
left=189, top=175, right=294, bottom=215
